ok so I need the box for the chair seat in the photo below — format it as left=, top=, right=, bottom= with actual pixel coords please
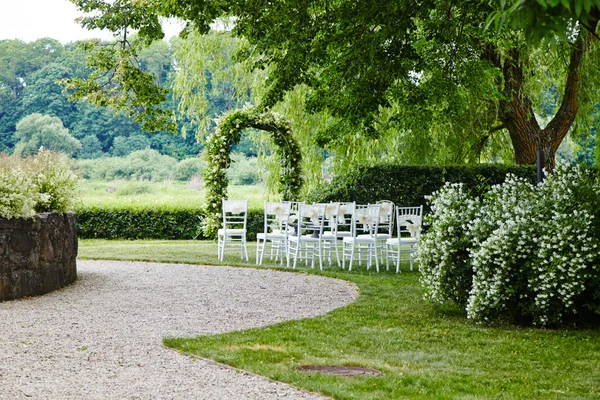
left=289, top=235, right=321, bottom=243
left=386, top=237, right=418, bottom=245
left=257, top=232, right=287, bottom=240
left=343, top=236, right=377, bottom=244
left=357, top=233, right=390, bottom=240
left=218, top=228, right=246, bottom=236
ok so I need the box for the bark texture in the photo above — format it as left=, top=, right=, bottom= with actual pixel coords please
left=483, top=32, right=591, bottom=169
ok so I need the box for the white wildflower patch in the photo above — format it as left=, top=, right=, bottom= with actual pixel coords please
left=0, top=149, right=79, bottom=219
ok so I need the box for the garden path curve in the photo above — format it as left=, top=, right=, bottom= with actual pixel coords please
left=0, top=260, right=358, bottom=399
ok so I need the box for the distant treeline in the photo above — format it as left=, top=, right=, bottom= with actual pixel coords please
left=0, top=37, right=254, bottom=160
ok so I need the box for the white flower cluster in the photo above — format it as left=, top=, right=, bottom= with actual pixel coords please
left=0, top=150, right=80, bottom=219
left=418, top=164, right=600, bottom=326
left=417, top=182, right=478, bottom=305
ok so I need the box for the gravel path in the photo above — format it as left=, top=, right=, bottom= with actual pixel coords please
left=0, top=260, right=358, bottom=399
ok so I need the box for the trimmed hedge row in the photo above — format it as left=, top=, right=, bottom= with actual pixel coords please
left=306, top=164, right=538, bottom=209
left=77, top=207, right=265, bottom=240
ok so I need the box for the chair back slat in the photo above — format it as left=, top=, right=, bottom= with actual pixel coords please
left=222, top=199, right=248, bottom=231
left=297, top=203, right=326, bottom=237
left=264, top=201, right=292, bottom=234
left=353, top=204, right=381, bottom=237
left=377, top=200, right=395, bottom=236
left=396, top=205, right=423, bottom=238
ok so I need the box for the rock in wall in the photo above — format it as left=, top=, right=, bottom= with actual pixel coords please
left=0, top=212, right=77, bottom=301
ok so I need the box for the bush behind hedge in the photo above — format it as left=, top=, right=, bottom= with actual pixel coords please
left=306, top=164, right=537, bottom=209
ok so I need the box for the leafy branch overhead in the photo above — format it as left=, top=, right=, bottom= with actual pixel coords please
left=68, top=0, right=600, bottom=166
left=64, top=0, right=177, bottom=133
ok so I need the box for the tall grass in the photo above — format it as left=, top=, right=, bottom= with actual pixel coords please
left=77, top=180, right=272, bottom=210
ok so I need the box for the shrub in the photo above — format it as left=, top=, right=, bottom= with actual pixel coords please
left=418, top=164, right=600, bottom=327
left=227, top=153, right=261, bottom=185
left=0, top=150, right=79, bottom=219
left=306, top=164, right=536, bottom=208
left=76, top=206, right=265, bottom=240
left=116, top=182, right=154, bottom=196
left=24, top=150, right=81, bottom=213
left=76, top=149, right=178, bottom=181
left=0, top=155, right=35, bottom=219
left=176, top=157, right=205, bottom=181
left=417, top=183, right=479, bottom=306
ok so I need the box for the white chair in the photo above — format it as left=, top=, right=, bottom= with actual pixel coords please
left=319, top=202, right=340, bottom=267
left=376, top=200, right=395, bottom=240
left=335, top=202, right=356, bottom=240
left=256, top=201, right=291, bottom=265
left=353, top=200, right=394, bottom=266
left=287, top=203, right=326, bottom=270
left=217, top=199, right=249, bottom=261
left=342, top=203, right=383, bottom=272
left=385, top=205, right=423, bottom=272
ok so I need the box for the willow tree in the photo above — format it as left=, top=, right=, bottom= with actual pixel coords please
left=68, top=0, right=600, bottom=167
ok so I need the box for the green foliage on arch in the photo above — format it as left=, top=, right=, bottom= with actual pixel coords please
left=203, top=106, right=302, bottom=237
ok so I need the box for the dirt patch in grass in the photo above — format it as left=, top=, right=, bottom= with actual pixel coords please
left=297, top=366, right=383, bottom=376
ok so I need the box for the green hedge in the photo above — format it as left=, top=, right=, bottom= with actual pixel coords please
left=77, top=165, right=540, bottom=240
left=306, top=164, right=538, bottom=209
left=77, top=207, right=265, bottom=240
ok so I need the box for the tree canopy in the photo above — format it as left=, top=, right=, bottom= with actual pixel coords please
left=14, top=113, right=82, bottom=157
left=0, top=37, right=204, bottom=160
left=67, top=0, right=600, bottom=166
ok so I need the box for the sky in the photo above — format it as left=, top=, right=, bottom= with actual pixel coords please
left=0, top=0, right=181, bottom=43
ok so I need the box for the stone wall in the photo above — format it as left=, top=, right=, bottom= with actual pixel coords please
left=0, top=212, right=77, bottom=301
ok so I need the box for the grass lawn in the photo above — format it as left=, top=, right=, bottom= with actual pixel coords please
left=78, top=180, right=270, bottom=210
left=80, top=239, right=600, bottom=399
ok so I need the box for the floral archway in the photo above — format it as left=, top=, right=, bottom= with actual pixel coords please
left=203, top=106, right=303, bottom=237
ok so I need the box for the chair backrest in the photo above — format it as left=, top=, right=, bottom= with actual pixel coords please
left=377, top=200, right=395, bottom=235
left=396, top=205, right=423, bottom=238
left=297, top=203, right=326, bottom=238
left=263, top=201, right=292, bottom=233
left=317, top=202, right=340, bottom=237
left=336, top=202, right=356, bottom=236
left=282, top=201, right=304, bottom=225
left=222, top=199, right=248, bottom=231
left=353, top=203, right=381, bottom=237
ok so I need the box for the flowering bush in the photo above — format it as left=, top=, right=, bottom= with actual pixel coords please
left=418, top=164, right=600, bottom=327
left=0, top=155, right=36, bottom=219
left=0, top=150, right=80, bottom=219
left=203, top=105, right=302, bottom=237
left=417, top=183, right=479, bottom=306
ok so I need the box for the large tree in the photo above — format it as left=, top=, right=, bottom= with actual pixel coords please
left=68, top=0, right=600, bottom=167
left=14, top=113, right=82, bottom=157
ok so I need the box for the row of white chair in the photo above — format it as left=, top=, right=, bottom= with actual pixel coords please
left=217, top=199, right=423, bottom=272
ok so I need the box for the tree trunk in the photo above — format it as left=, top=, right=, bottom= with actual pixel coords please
left=483, top=32, right=591, bottom=169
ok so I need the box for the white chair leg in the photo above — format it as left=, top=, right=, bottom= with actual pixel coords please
left=293, top=243, right=300, bottom=269
left=348, top=244, right=355, bottom=271
left=218, top=236, right=224, bottom=261
left=256, top=238, right=262, bottom=265
left=318, top=243, right=323, bottom=271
